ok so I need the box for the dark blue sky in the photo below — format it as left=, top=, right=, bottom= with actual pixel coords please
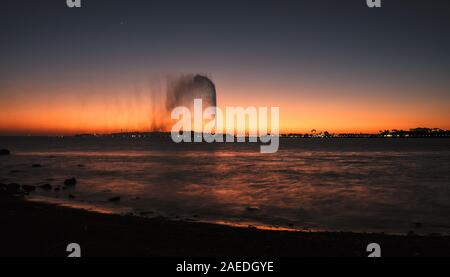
left=1, top=0, right=449, bottom=134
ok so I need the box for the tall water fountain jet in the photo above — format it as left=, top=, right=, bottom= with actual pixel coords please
left=166, top=74, right=217, bottom=132
left=166, top=74, right=217, bottom=111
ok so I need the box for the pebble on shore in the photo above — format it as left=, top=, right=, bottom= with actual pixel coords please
left=22, top=185, right=36, bottom=193
left=0, top=149, right=11, bottom=155
left=39, top=184, right=53, bottom=191
left=64, top=178, right=77, bottom=187
left=6, top=183, right=21, bottom=194
left=0, top=183, right=24, bottom=197
left=108, top=196, right=121, bottom=202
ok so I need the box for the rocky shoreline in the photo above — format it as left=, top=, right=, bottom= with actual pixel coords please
left=1, top=191, right=450, bottom=257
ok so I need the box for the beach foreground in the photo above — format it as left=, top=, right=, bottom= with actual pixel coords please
left=1, top=196, right=449, bottom=257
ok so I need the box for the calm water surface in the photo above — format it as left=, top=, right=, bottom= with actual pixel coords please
left=1, top=137, right=449, bottom=235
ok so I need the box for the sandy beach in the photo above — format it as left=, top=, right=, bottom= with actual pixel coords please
left=1, top=193, right=449, bottom=257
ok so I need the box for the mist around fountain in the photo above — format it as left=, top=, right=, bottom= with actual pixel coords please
left=146, top=74, right=217, bottom=133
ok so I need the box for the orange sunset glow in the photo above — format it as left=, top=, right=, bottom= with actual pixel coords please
left=1, top=79, right=449, bottom=135
left=1, top=0, right=449, bottom=136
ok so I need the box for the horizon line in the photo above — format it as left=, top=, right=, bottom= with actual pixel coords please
left=0, top=127, right=448, bottom=137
